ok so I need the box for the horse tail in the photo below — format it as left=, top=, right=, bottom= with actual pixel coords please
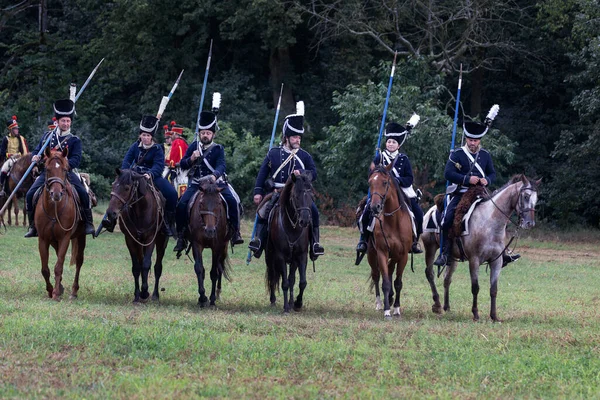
left=265, top=258, right=281, bottom=293
left=221, top=248, right=232, bottom=282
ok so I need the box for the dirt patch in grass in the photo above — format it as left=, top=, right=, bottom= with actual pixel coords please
left=520, top=245, right=600, bottom=264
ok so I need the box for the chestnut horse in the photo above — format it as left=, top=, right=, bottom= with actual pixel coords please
left=422, top=174, right=541, bottom=322
left=104, top=168, right=168, bottom=303
left=188, top=180, right=231, bottom=307
left=36, top=148, right=86, bottom=300
left=265, top=172, right=313, bottom=313
left=364, top=163, right=413, bottom=319
left=0, top=153, right=38, bottom=226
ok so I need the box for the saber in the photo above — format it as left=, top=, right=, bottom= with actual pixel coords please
left=156, top=69, right=185, bottom=119
left=1, top=60, right=106, bottom=217
left=438, top=64, right=463, bottom=276
left=246, top=83, right=284, bottom=265
left=74, top=58, right=104, bottom=102
left=195, top=40, right=213, bottom=146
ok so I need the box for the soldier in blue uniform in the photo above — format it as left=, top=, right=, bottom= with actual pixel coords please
left=24, top=99, right=95, bottom=237
left=172, top=106, right=244, bottom=253
left=433, top=108, right=520, bottom=267
left=119, top=115, right=177, bottom=236
left=248, top=102, right=325, bottom=260
left=355, top=116, right=424, bottom=262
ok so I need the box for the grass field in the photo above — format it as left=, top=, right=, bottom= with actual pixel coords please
left=1, top=209, right=599, bottom=399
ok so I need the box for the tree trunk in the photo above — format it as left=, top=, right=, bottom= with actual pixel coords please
left=269, top=47, right=296, bottom=115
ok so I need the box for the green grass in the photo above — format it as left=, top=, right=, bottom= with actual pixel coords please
left=1, top=213, right=599, bottom=399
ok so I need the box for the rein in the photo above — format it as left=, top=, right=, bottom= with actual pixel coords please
left=43, top=159, right=77, bottom=232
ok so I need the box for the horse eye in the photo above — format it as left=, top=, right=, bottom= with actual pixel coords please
left=525, top=195, right=530, bottom=201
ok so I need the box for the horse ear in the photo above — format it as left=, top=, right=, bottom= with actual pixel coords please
left=535, top=177, right=542, bottom=187
left=292, top=173, right=297, bottom=183
left=303, top=170, right=313, bottom=181
left=62, top=146, right=69, bottom=158
left=138, top=177, right=147, bottom=195
left=115, top=168, right=121, bottom=176
left=44, top=146, right=51, bottom=158
left=520, top=174, right=528, bottom=185
left=385, top=158, right=395, bottom=172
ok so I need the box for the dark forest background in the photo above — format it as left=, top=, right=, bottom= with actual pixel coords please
left=1, top=0, right=598, bottom=228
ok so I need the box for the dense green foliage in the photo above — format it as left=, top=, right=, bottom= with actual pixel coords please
left=1, top=0, right=599, bottom=227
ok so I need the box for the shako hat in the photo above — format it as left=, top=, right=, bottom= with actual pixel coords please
left=463, top=104, right=499, bottom=139
left=384, top=114, right=420, bottom=147
left=53, top=99, right=75, bottom=120
left=7, top=115, right=18, bottom=130
left=198, top=92, right=221, bottom=133
left=283, top=101, right=305, bottom=137
left=47, top=117, right=57, bottom=131
left=139, top=115, right=159, bottom=136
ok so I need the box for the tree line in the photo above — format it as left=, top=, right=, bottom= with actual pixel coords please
left=1, top=0, right=598, bottom=228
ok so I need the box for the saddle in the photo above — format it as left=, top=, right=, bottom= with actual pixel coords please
left=451, top=185, right=487, bottom=239
left=424, top=194, right=445, bottom=233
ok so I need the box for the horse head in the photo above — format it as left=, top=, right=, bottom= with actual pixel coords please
left=288, top=172, right=313, bottom=229
left=104, top=168, right=146, bottom=232
left=516, top=175, right=542, bottom=229
left=43, top=147, right=69, bottom=203
left=197, top=179, right=225, bottom=239
left=368, top=162, right=395, bottom=216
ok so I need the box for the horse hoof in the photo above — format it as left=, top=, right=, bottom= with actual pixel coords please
left=432, top=305, right=443, bottom=314
left=69, top=294, right=78, bottom=300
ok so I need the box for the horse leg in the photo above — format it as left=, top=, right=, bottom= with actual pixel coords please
left=443, top=260, right=458, bottom=312
left=127, top=241, right=143, bottom=303
left=39, top=241, right=53, bottom=298
left=424, top=236, right=442, bottom=314
left=293, top=255, right=308, bottom=311
left=52, top=239, right=70, bottom=300
left=469, top=260, right=481, bottom=321
left=278, top=257, right=291, bottom=313
left=139, top=244, right=154, bottom=302
left=377, top=252, right=392, bottom=319
left=209, top=249, right=220, bottom=306
left=192, top=244, right=208, bottom=307
left=392, top=260, right=406, bottom=318
left=489, top=260, right=503, bottom=322
left=70, top=234, right=86, bottom=299
left=12, top=196, right=19, bottom=226
left=152, top=234, right=168, bottom=301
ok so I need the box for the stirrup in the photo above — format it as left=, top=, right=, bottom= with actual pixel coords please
left=433, top=253, right=448, bottom=267
left=502, top=253, right=521, bottom=268
left=410, top=242, right=423, bottom=254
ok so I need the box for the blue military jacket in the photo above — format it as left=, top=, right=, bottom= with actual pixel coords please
left=445, top=146, right=496, bottom=193
left=254, top=146, right=317, bottom=196
left=179, top=141, right=226, bottom=184
left=121, top=141, right=164, bottom=179
left=34, top=129, right=82, bottom=170
left=374, top=150, right=413, bottom=188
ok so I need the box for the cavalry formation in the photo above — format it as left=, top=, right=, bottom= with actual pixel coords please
left=1, top=59, right=542, bottom=322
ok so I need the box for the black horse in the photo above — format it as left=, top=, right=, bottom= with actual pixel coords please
left=265, top=172, right=314, bottom=313
left=103, top=168, right=168, bottom=303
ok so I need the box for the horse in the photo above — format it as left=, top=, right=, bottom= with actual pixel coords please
left=422, top=174, right=541, bottom=322
left=188, top=179, right=231, bottom=307
left=0, top=153, right=38, bottom=226
left=36, top=148, right=86, bottom=300
left=363, top=163, right=414, bottom=319
left=104, top=168, right=168, bottom=303
left=265, top=172, right=314, bottom=313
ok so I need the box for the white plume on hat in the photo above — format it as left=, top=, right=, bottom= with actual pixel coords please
left=407, top=113, right=420, bottom=129
left=212, top=92, right=221, bottom=112
left=296, top=101, right=305, bottom=116
left=485, top=104, right=500, bottom=126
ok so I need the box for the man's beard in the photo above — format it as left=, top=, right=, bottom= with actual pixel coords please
left=288, top=141, right=300, bottom=150
left=200, top=137, right=212, bottom=145
left=467, top=143, right=480, bottom=153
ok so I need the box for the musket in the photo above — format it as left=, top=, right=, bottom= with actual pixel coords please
left=194, top=40, right=213, bottom=147
left=246, top=83, right=284, bottom=265
left=437, top=64, right=463, bottom=277
left=156, top=69, right=184, bottom=120
left=1, top=59, right=105, bottom=217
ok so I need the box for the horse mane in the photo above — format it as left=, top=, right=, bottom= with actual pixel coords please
left=369, top=165, right=410, bottom=211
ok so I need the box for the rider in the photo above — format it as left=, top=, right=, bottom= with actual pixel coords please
left=24, top=99, right=95, bottom=237
left=356, top=116, right=424, bottom=259
left=165, top=121, right=188, bottom=169
left=433, top=106, right=520, bottom=268
left=172, top=94, right=244, bottom=253
left=120, top=115, right=178, bottom=237
left=0, top=115, right=29, bottom=197
left=248, top=101, right=325, bottom=261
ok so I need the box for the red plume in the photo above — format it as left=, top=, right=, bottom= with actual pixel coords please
left=170, top=121, right=176, bottom=126
left=52, top=117, right=57, bottom=122
left=12, top=115, right=17, bottom=121
left=163, top=125, right=168, bottom=130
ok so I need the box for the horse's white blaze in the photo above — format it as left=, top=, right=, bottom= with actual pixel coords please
left=384, top=310, right=391, bottom=317
left=55, top=162, right=60, bottom=169
left=393, top=307, right=401, bottom=316
left=375, top=296, right=383, bottom=310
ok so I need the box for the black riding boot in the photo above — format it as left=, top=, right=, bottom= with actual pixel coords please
left=310, top=225, right=325, bottom=261
left=83, top=209, right=95, bottom=236
left=231, top=228, right=244, bottom=246
left=173, top=229, right=188, bottom=253
left=410, top=234, right=423, bottom=254
left=163, top=211, right=176, bottom=237
left=502, top=252, right=521, bottom=268
left=24, top=209, right=37, bottom=238
left=433, top=232, right=453, bottom=267
left=248, top=219, right=267, bottom=258
left=354, top=230, right=370, bottom=266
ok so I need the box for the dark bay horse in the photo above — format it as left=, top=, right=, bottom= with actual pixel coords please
left=265, top=172, right=313, bottom=313
left=422, top=174, right=541, bottom=322
left=36, top=148, right=86, bottom=300
left=364, top=163, right=413, bottom=319
left=188, top=180, right=231, bottom=307
left=104, top=168, right=168, bottom=303
left=0, top=153, right=38, bottom=226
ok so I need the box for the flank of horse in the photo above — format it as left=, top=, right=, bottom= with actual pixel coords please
left=0, top=153, right=38, bottom=226
left=188, top=180, right=231, bottom=307
left=422, top=174, right=541, bottom=322
left=104, top=168, right=168, bottom=303
left=365, top=163, right=413, bottom=319
left=265, top=172, right=313, bottom=313
left=36, top=148, right=86, bottom=300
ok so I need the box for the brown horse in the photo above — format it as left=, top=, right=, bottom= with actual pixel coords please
left=265, top=172, right=313, bottom=313
left=103, top=168, right=168, bottom=303
left=0, top=153, right=38, bottom=226
left=364, top=163, right=413, bottom=319
left=36, top=148, right=86, bottom=300
left=188, top=180, right=231, bottom=307
left=422, top=174, right=541, bottom=321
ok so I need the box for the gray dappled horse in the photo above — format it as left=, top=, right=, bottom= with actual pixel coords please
left=422, top=174, right=541, bottom=322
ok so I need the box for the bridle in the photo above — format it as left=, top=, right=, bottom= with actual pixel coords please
left=43, top=155, right=76, bottom=231
left=286, top=185, right=312, bottom=229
